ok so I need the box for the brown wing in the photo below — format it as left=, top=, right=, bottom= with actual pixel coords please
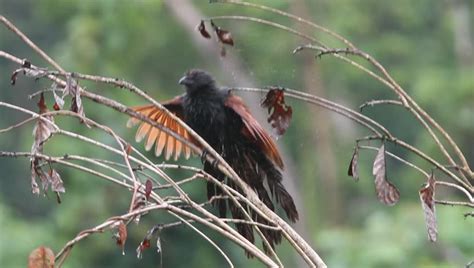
left=225, top=93, right=284, bottom=169
left=126, top=95, right=193, bottom=160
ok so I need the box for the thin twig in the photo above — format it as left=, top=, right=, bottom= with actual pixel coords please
left=359, top=100, right=404, bottom=111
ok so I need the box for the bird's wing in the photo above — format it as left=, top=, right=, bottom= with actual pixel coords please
left=126, top=95, right=193, bottom=160
left=224, top=93, right=284, bottom=169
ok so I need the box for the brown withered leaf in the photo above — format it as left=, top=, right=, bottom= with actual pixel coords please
left=50, top=169, right=65, bottom=193
left=31, top=94, right=56, bottom=194
left=136, top=238, right=151, bottom=259
left=372, top=144, right=400, bottom=205
left=419, top=174, right=437, bottom=242
left=65, top=75, right=91, bottom=127
left=145, top=179, right=153, bottom=201
left=261, top=87, right=293, bottom=137
left=52, top=102, right=60, bottom=111
left=115, top=221, right=128, bottom=255
left=51, top=83, right=65, bottom=110
left=211, top=20, right=234, bottom=46
left=28, top=246, right=55, bottom=268
left=348, top=146, right=359, bottom=181
left=11, top=60, right=32, bottom=85
left=136, top=225, right=162, bottom=259
left=10, top=68, right=24, bottom=85
left=31, top=164, right=40, bottom=195
left=11, top=62, right=47, bottom=85
left=32, top=93, right=55, bottom=154
left=125, top=143, right=132, bottom=155
left=198, top=20, right=211, bottom=39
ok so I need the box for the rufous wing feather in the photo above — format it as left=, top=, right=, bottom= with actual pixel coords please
left=225, top=93, right=284, bottom=168
left=126, top=95, right=194, bottom=160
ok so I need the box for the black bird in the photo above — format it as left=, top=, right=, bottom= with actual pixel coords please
left=127, top=69, right=298, bottom=253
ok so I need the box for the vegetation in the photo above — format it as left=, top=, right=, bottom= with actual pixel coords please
left=0, top=1, right=472, bottom=267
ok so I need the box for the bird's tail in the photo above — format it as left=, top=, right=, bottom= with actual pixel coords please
left=259, top=154, right=299, bottom=223
left=204, top=146, right=299, bottom=256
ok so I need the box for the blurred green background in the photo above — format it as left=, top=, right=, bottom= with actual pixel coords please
left=0, top=0, right=473, bottom=267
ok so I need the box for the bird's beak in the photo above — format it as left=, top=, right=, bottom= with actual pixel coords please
left=178, top=76, right=187, bottom=85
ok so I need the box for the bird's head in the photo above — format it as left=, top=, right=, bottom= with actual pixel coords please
left=178, top=69, right=216, bottom=94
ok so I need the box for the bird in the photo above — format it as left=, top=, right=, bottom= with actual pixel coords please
left=127, top=69, right=298, bottom=254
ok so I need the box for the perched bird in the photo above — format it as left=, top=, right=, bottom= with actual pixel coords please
left=127, top=69, right=298, bottom=253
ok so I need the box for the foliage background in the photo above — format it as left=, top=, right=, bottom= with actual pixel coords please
left=0, top=0, right=472, bottom=267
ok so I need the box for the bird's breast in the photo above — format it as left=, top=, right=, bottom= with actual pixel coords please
left=183, top=97, right=227, bottom=148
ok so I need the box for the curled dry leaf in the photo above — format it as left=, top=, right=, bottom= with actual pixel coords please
left=145, top=179, right=153, bottom=201
left=65, top=75, right=91, bottom=127
left=28, top=246, right=55, bottom=268
left=115, top=221, right=128, bottom=255
left=31, top=93, right=56, bottom=194
left=10, top=68, right=24, bottom=85
left=347, top=146, right=359, bottom=181
left=10, top=60, right=33, bottom=85
left=125, top=143, right=132, bottom=155
left=51, top=83, right=65, bottom=110
left=198, top=20, right=211, bottom=39
left=52, top=102, right=60, bottom=111
left=372, top=144, right=400, bottom=205
left=419, top=174, right=437, bottom=242
left=31, top=166, right=40, bottom=195
left=211, top=20, right=234, bottom=46
left=261, top=87, right=293, bottom=137
left=136, top=238, right=151, bottom=259
left=50, top=169, right=65, bottom=193
left=156, top=235, right=162, bottom=254
left=136, top=225, right=161, bottom=259
left=32, top=93, right=55, bottom=154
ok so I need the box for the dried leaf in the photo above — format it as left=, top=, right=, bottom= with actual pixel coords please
left=31, top=165, right=40, bottom=195
left=10, top=59, right=46, bottom=85
left=10, top=69, right=24, bottom=85
left=261, top=87, right=293, bottom=136
left=31, top=93, right=55, bottom=194
left=145, top=179, right=153, bottom=201
left=211, top=20, right=234, bottom=46
left=32, top=93, right=55, bottom=155
left=419, top=174, right=437, bottom=242
left=52, top=102, right=60, bottom=111
left=372, top=144, right=400, bottom=205
left=28, top=246, right=54, bottom=268
left=49, top=169, right=65, bottom=193
left=65, top=75, right=78, bottom=96
left=124, top=143, right=132, bottom=156
left=198, top=20, right=211, bottom=39
left=136, top=238, right=151, bottom=259
left=51, top=83, right=65, bottom=110
left=39, top=172, right=50, bottom=193
left=115, top=221, right=128, bottom=255
left=156, top=235, right=162, bottom=254
left=136, top=225, right=162, bottom=259
left=11, top=65, right=47, bottom=85
left=65, top=75, right=90, bottom=127
left=348, top=146, right=359, bottom=181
